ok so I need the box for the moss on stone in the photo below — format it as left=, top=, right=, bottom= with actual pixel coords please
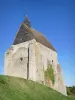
left=44, top=64, right=55, bottom=85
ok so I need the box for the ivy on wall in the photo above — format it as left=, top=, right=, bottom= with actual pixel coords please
left=44, top=64, right=55, bottom=85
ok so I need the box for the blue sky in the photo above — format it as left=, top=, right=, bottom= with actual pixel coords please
left=0, top=0, right=75, bottom=86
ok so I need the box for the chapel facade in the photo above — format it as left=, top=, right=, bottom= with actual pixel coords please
left=4, top=16, right=67, bottom=95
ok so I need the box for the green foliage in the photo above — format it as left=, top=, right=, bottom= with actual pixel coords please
left=0, top=75, right=75, bottom=100
left=67, top=86, right=75, bottom=96
left=45, top=64, right=55, bottom=84
left=67, top=87, right=73, bottom=95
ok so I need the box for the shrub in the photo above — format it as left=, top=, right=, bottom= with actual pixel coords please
left=67, top=86, right=75, bottom=96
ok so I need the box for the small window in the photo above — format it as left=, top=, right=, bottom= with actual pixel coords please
left=20, top=57, right=23, bottom=61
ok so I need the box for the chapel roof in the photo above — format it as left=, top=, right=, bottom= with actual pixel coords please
left=13, top=16, right=56, bottom=52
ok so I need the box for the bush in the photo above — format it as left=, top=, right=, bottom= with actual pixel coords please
left=67, top=86, right=75, bottom=96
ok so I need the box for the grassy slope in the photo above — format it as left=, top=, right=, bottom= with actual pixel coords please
left=0, top=75, right=75, bottom=100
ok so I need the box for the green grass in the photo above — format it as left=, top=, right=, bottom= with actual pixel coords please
left=0, top=75, right=75, bottom=100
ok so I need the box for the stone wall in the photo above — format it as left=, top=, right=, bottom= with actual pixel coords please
left=4, top=39, right=67, bottom=95
left=4, top=42, right=28, bottom=79
left=5, top=40, right=32, bottom=78
left=34, top=41, right=67, bottom=95
left=4, top=39, right=38, bottom=81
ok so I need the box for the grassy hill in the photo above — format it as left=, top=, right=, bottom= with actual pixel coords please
left=0, top=75, right=75, bottom=100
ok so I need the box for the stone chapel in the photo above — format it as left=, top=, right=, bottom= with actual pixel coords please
left=4, top=16, right=67, bottom=95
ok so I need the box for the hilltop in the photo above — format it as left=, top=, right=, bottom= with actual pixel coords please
left=0, top=75, right=75, bottom=100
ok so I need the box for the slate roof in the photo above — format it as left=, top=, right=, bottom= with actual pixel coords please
left=13, top=16, right=56, bottom=52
